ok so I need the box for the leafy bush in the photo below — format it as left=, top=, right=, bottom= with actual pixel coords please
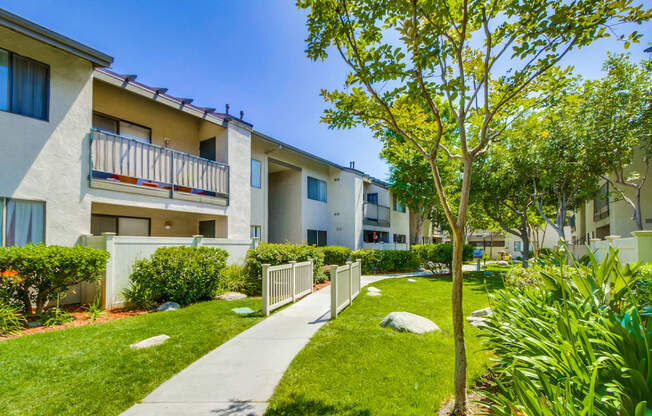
left=412, top=243, right=473, bottom=273
left=351, top=249, right=418, bottom=274
left=42, top=308, right=74, bottom=327
left=0, top=244, right=109, bottom=315
left=123, top=246, right=228, bottom=309
left=481, top=248, right=650, bottom=415
left=0, top=305, right=25, bottom=335
left=85, top=295, right=104, bottom=322
left=319, top=246, right=351, bottom=265
left=243, top=243, right=325, bottom=295
left=217, top=264, right=252, bottom=295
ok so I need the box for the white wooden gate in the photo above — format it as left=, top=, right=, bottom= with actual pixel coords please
left=262, top=260, right=314, bottom=315
left=330, top=261, right=361, bottom=319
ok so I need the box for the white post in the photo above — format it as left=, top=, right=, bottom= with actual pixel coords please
left=330, top=264, right=338, bottom=320
left=192, top=234, right=204, bottom=248
left=309, top=258, right=314, bottom=293
left=290, top=261, right=297, bottom=302
left=346, top=261, right=353, bottom=306
left=102, top=232, right=116, bottom=309
left=262, top=264, right=270, bottom=316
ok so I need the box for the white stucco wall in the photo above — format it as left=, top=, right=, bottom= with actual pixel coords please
left=301, top=162, right=331, bottom=243
left=250, top=141, right=268, bottom=241
left=0, top=26, right=94, bottom=246
left=224, top=122, right=252, bottom=240
left=268, top=169, right=302, bottom=243
left=328, top=170, right=359, bottom=248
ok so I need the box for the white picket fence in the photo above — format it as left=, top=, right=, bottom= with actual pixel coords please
left=330, top=261, right=362, bottom=319
left=262, top=260, right=314, bottom=315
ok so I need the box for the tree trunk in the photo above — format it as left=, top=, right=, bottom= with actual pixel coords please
left=520, top=219, right=530, bottom=268
left=451, top=229, right=467, bottom=414
left=634, top=186, right=643, bottom=230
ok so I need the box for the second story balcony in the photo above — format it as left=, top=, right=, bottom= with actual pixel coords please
left=363, top=202, right=390, bottom=227
left=89, top=129, right=229, bottom=206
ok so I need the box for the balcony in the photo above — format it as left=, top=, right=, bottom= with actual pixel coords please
left=363, top=202, right=390, bottom=227
left=89, top=129, right=229, bottom=206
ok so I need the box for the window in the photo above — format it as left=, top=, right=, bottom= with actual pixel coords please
left=251, top=159, right=262, bottom=188
left=307, top=177, right=327, bottom=202
left=393, top=234, right=406, bottom=243
left=366, top=193, right=378, bottom=204
left=392, top=195, right=406, bottom=212
left=593, top=183, right=609, bottom=221
left=250, top=225, right=261, bottom=239
left=514, top=241, right=522, bottom=252
left=92, top=112, right=151, bottom=143
left=0, top=47, right=49, bottom=120
left=364, top=230, right=389, bottom=243
left=1, top=198, right=45, bottom=246
left=90, top=214, right=150, bottom=236
left=307, top=229, right=327, bottom=246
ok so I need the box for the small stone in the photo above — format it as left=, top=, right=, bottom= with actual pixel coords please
left=467, top=316, right=489, bottom=328
left=214, top=292, right=247, bottom=301
left=367, top=286, right=382, bottom=292
left=232, top=307, right=255, bottom=315
left=471, top=307, right=492, bottom=318
left=366, top=292, right=382, bottom=297
left=130, top=334, right=170, bottom=349
left=157, top=301, right=180, bottom=312
left=380, top=312, right=440, bottom=334
left=28, top=321, right=42, bottom=328
left=406, top=278, right=416, bottom=282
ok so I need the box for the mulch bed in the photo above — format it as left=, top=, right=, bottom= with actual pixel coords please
left=0, top=305, right=148, bottom=341
left=314, top=281, right=330, bottom=291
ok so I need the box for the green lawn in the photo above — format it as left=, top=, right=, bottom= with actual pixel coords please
left=266, top=274, right=503, bottom=416
left=0, top=298, right=263, bottom=416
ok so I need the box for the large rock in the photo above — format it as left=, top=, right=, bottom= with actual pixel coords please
left=367, top=286, right=382, bottom=293
left=497, top=260, right=509, bottom=266
left=380, top=312, right=440, bottom=334
left=466, top=316, right=489, bottom=328
left=471, top=307, right=492, bottom=318
left=215, top=292, right=247, bottom=301
left=130, top=334, right=170, bottom=349
left=157, top=301, right=180, bottom=312
left=366, top=292, right=382, bottom=297
left=406, top=278, right=416, bottom=282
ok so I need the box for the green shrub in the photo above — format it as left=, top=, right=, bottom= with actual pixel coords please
left=243, top=243, right=325, bottom=295
left=123, top=246, right=228, bottom=309
left=319, top=246, right=351, bottom=265
left=412, top=243, right=473, bottom=272
left=351, top=249, right=418, bottom=274
left=0, top=305, right=25, bottom=335
left=217, top=264, right=253, bottom=295
left=481, top=248, right=650, bottom=415
left=0, top=244, right=109, bottom=315
left=42, top=308, right=75, bottom=327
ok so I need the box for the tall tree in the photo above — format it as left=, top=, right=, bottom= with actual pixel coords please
left=583, top=53, right=652, bottom=230
left=297, top=0, right=650, bottom=412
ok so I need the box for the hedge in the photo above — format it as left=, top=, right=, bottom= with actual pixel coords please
left=123, top=246, right=228, bottom=309
left=0, top=244, right=109, bottom=315
left=243, top=243, right=326, bottom=295
left=319, top=246, right=351, bottom=265
left=351, top=249, right=419, bottom=274
left=412, top=243, right=474, bottom=272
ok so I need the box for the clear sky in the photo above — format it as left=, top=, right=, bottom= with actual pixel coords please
left=2, top=1, right=650, bottom=180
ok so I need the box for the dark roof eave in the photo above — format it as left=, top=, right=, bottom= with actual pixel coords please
left=0, top=8, right=113, bottom=67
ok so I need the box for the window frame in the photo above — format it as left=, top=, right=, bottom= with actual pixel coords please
left=593, top=182, right=609, bottom=221
left=251, top=159, right=262, bottom=188
left=307, top=176, right=327, bottom=202
left=0, top=197, right=47, bottom=246
left=90, top=213, right=151, bottom=236
left=0, top=47, right=50, bottom=121
left=250, top=225, right=262, bottom=239
left=307, top=229, right=327, bottom=246
left=364, top=230, right=389, bottom=243
left=392, top=195, right=406, bottom=213
left=92, top=111, right=152, bottom=143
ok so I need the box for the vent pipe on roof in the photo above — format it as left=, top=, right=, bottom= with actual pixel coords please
left=240, top=110, right=244, bottom=120
left=225, top=104, right=230, bottom=115
left=349, top=161, right=355, bottom=169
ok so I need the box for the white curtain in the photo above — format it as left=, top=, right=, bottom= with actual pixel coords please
left=6, top=200, right=44, bottom=246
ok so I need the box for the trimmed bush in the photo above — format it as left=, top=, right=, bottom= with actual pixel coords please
left=123, top=246, right=228, bottom=309
left=0, top=244, right=109, bottom=315
left=319, top=246, right=351, bottom=265
left=243, top=243, right=326, bottom=295
left=351, top=249, right=419, bottom=274
left=412, top=243, right=473, bottom=272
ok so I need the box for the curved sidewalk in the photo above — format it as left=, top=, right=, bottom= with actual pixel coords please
left=122, top=272, right=429, bottom=416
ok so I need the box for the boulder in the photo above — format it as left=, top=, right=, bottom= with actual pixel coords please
left=466, top=316, right=489, bottom=328
left=130, top=334, right=170, bottom=349
left=367, top=286, right=382, bottom=293
left=157, top=301, right=180, bottom=312
left=406, top=278, right=416, bottom=282
left=471, top=307, right=492, bottom=318
left=497, top=260, right=509, bottom=266
left=380, top=312, right=440, bottom=334
left=366, top=292, right=382, bottom=297
left=215, top=292, right=247, bottom=301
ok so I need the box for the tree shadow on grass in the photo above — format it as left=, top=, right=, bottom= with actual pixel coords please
left=418, top=272, right=504, bottom=294
left=266, top=394, right=371, bottom=416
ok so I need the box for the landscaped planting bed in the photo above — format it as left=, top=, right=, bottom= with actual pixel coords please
left=0, top=298, right=263, bottom=416
left=266, top=273, right=502, bottom=415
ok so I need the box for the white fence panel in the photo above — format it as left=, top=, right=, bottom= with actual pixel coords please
left=330, top=261, right=362, bottom=319
left=262, top=260, right=314, bottom=316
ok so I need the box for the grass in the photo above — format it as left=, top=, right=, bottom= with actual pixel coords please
left=266, top=273, right=503, bottom=416
left=0, top=298, right=263, bottom=416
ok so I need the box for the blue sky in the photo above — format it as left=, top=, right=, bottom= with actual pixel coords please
left=3, top=1, right=650, bottom=179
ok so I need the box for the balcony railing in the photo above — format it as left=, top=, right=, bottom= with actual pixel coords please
left=90, top=129, right=229, bottom=199
left=363, top=202, right=390, bottom=227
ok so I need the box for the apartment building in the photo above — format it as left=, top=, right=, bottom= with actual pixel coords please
left=0, top=9, right=409, bottom=253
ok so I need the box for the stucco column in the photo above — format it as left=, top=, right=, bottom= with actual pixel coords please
left=632, top=231, right=652, bottom=264
left=225, top=122, right=252, bottom=240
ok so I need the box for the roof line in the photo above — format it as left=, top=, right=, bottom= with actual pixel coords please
left=0, top=8, right=113, bottom=67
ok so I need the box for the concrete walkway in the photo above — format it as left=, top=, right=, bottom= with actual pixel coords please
left=122, top=272, right=429, bottom=416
